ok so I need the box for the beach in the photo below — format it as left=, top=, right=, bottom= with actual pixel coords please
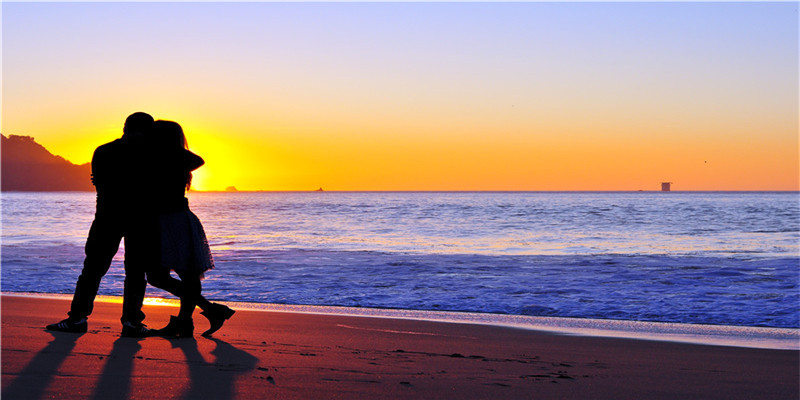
left=2, top=295, right=798, bottom=399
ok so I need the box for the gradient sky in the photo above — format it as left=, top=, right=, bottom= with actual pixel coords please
left=2, top=2, right=798, bottom=191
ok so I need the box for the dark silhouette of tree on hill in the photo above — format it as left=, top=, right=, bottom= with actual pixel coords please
left=1, top=134, right=93, bottom=191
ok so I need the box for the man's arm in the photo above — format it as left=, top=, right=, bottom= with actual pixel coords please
left=90, top=146, right=107, bottom=188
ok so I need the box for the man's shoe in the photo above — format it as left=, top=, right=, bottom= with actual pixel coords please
left=46, top=318, right=88, bottom=333
left=121, top=321, right=151, bottom=338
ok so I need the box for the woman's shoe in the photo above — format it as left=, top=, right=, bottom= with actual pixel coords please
left=200, top=303, right=235, bottom=337
left=152, top=316, right=194, bottom=338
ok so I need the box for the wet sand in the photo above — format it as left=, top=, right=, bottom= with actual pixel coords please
left=2, top=295, right=798, bottom=399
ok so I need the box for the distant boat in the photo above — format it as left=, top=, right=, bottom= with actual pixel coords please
left=315, top=187, right=324, bottom=192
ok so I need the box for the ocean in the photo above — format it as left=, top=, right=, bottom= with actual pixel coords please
left=2, top=191, right=798, bottom=333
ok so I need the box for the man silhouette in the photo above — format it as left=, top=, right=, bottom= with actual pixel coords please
left=47, top=112, right=153, bottom=337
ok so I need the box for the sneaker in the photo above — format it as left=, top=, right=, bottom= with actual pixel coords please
left=46, top=317, right=88, bottom=333
left=121, top=321, right=151, bottom=338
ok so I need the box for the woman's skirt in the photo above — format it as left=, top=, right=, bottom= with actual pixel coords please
left=159, top=210, right=215, bottom=276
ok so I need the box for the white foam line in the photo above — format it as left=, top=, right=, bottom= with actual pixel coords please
left=6, top=292, right=798, bottom=350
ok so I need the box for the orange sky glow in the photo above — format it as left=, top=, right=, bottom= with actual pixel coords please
left=2, top=3, right=797, bottom=191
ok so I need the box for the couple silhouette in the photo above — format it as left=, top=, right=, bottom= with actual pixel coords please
left=46, top=112, right=234, bottom=338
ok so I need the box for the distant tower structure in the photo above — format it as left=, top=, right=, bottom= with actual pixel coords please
left=661, top=182, right=672, bottom=192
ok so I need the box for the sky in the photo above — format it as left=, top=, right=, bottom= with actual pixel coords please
left=2, top=2, right=798, bottom=191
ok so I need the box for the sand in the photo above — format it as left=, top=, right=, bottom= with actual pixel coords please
left=2, top=295, right=798, bottom=399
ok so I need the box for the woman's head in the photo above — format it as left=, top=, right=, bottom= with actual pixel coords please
left=153, top=120, right=188, bottom=150
left=153, top=119, right=193, bottom=190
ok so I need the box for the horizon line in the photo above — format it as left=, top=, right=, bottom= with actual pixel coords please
left=3, top=189, right=799, bottom=193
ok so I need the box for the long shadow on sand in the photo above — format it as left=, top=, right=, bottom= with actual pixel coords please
left=83, top=335, right=257, bottom=400
left=90, top=336, right=143, bottom=400
left=172, top=337, right=259, bottom=400
left=2, top=331, right=83, bottom=400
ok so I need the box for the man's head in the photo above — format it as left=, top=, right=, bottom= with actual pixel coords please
left=122, top=112, right=154, bottom=138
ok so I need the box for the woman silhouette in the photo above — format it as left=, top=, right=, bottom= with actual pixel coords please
left=147, top=120, right=234, bottom=337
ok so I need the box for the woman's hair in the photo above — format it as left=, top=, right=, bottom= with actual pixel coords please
left=153, top=120, right=188, bottom=150
left=153, top=120, right=192, bottom=190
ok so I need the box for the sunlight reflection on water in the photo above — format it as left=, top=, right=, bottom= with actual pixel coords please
left=4, top=191, right=797, bottom=257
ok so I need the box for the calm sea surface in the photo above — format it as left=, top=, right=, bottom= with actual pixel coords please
left=2, top=191, right=798, bottom=328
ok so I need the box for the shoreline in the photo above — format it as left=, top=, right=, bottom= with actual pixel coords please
left=5, top=291, right=798, bottom=350
left=2, top=295, right=798, bottom=399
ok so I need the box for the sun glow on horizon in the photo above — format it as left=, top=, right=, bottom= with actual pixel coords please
left=100, top=296, right=180, bottom=307
left=2, top=2, right=797, bottom=191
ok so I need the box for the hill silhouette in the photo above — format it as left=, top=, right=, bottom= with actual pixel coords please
left=1, top=134, right=93, bottom=191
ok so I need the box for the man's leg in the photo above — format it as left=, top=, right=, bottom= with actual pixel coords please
left=121, top=256, right=147, bottom=325
left=68, top=215, right=123, bottom=321
left=119, top=253, right=150, bottom=337
left=120, top=215, right=159, bottom=328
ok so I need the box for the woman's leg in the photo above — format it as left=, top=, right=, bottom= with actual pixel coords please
left=195, top=289, right=211, bottom=310
left=146, top=268, right=184, bottom=298
left=175, top=270, right=201, bottom=320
